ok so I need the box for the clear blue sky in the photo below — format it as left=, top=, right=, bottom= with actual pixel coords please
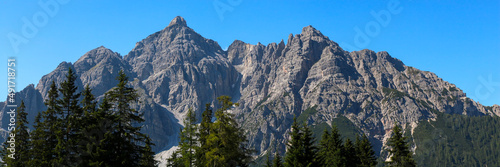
left=1, top=0, right=499, bottom=106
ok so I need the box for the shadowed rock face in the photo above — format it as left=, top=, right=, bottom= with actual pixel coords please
left=1, top=16, right=498, bottom=155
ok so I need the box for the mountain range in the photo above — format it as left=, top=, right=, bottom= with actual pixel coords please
left=1, top=16, right=499, bottom=165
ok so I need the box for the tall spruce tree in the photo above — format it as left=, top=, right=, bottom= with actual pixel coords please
left=27, top=112, right=44, bottom=166
left=284, top=116, right=303, bottom=167
left=78, top=84, right=97, bottom=165
left=106, top=70, right=155, bottom=166
left=301, top=123, right=317, bottom=167
left=56, top=67, right=82, bottom=165
left=264, top=153, right=272, bottom=167
left=272, top=150, right=284, bottom=167
left=1, top=101, right=30, bottom=167
left=87, top=96, right=118, bottom=166
left=343, top=138, right=359, bottom=166
left=140, top=136, right=157, bottom=167
left=205, top=96, right=252, bottom=167
left=195, top=103, right=213, bottom=166
left=386, top=124, right=416, bottom=167
left=177, top=108, right=198, bottom=167
left=167, top=151, right=184, bottom=167
left=29, top=81, right=60, bottom=166
left=355, top=134, right=377, bottom=167
left=316, top=125, right=345, bottom=167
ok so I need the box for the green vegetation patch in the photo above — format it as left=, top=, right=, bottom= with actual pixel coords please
left=449, top=86, right=458, bottom=92
left=297, top=106, right=318, bottom=124
left=407, top=67, right=420, bottom=75
left=331, top=115, right=362, bottom=141
left=412, top=112, right=500, bottom=166
left=382, top=87, right=408, bottom=99
left=254, top=94, right=272, bottom=109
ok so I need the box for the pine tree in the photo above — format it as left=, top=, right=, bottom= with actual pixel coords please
left=316, top=125, right=345, bottom=167
left=301, top=123, right=317, bottom=167
left=205, top=96, right=252, bottom=167
left=55, top=67, right=82, bottom=166
left=27, top=112, right=45, bottom=166
left=106, top=70, right=155, bottom=166
left=355, top=134, right=377, bottom=167
left=284, top=116, right=303, bottom=167
left=29, top=81, right=60, bottom=166
left=1, top=101, right=30, bottom=167
left=178, top=108, right=198, bottom=167
left=86, top=95, right=117, bottom=166
left=78, top=84, right=97, bottom=165
left=167, top=151, right=184, bottom=167
left=140, top=136, right=157, bottom=167
left=343, top=138, right=359, bottom=166
left=272, top=150, right=284, bottom=167
left=386, top=124, right=416, bottom=167
left=264, top=152, right=272, bottom=167
left=195, top=103, right=213, bottom=166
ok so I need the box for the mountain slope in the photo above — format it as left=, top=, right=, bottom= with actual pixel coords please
left=1, top=17, right=499, bottom=163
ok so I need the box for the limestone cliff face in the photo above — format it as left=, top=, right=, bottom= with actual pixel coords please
left=1, top=16, right=498, bottom=155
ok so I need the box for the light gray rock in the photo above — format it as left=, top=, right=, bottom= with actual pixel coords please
left=1, top=16, right=498, bottom=157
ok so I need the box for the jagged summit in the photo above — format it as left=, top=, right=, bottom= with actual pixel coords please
left=168, top=16, right=187, bottom=27
left=4, top=16, right=500, bottom=164
left=301, top=25, right=326, bottom=37
left=74, top=46, right=123, bottom=73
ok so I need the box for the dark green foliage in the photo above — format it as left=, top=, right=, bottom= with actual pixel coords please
left=382, top=87, right=408, bottom=99
left=171, top=96, right=252, bottom=167
left=284, top=117, right=317, bottom=167
left=106, top=70, right=155, bottom=166
left=175, top=108, right=198, bottom=167
left=140, top=136, right=157, bottom=167
left=28, top=81, right=60, bottom=166
left=301, top=124, right=317, bottom=166
left=167, top=151, right=184, bottom=167
left=310, top=122, right=331, bottom=142
left=296, top=106, right=318, bottom=124
left=441, top=88, right=449, bottom=95
left=330, top=116, right=361, bottom=141
left=55, top=67, right=83, bottom=166
left=22, top=70, right=155, bottom=166
left=343, top=138, right=358, bottom=166
left=355, top=134, right=377, bottom=167
left=412, top=112, right=500, bottom=166
left=284, top=116, right=304, bottom=167
left=1, top=101, right=30, bottom=167
left=272, top=150, right=284, bottom=167
left=386, top=124, right=416, bottom=167
left=264, top=153, right=272, bottom=167
left=449, top=86, right=458, bottom=92
left=195, top=103, right=213, bottom=166
left=316, top=126, right=345, bottom=167
left=204, top=96, right=252, bottom=167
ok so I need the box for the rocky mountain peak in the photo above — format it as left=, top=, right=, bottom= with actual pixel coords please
left=168, top=16, right=187, bottom=27
left=74, top=46, right=122, bottom=74
left=125, top=16, right=225, bottom=81
left=301, top=25, right=327, bottom=39
left=5, top=16, right=500, bottom=163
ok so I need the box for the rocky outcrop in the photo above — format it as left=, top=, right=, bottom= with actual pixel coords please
left=1, top=16, right=498, bottom=157
left=0, top=84, right=45, bottom=134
